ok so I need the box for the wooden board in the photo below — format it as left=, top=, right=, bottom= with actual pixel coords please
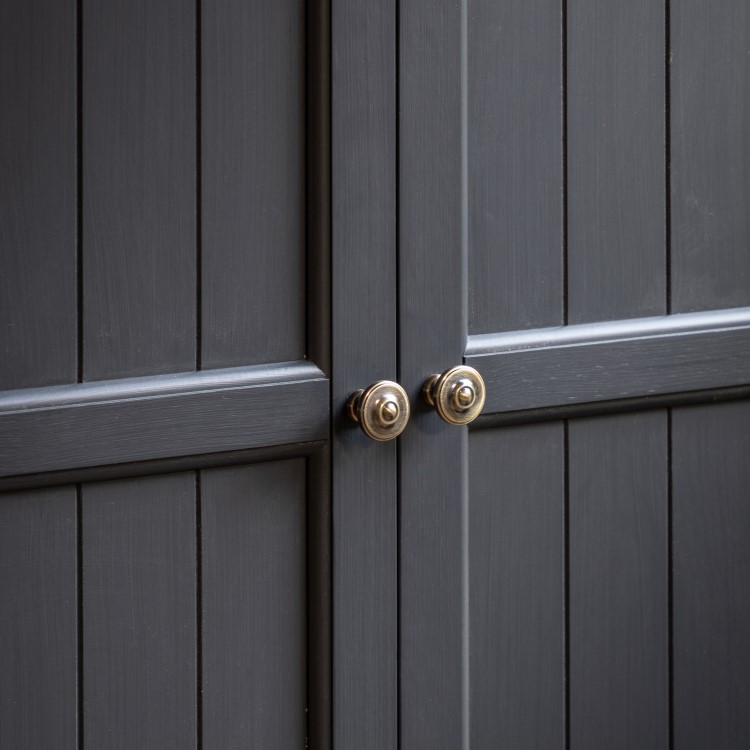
left=569, top=412, right=668, bottom=749
left=82, top=473, right=196, bottom=748
left=468, top=0, right=563, bottom=333
left=0, top=487, right=77, bottom=748
left=671, top=0, right=750, bottom=312
left=331, top=0, right=398, bottom=747
left=201, top=461, right=307, bottom=749
left=673, top=401, right=750, bottom=748
left=469, top=424, right=565, bottom=748
left=201, top=0, right=306, bottom=369
left=567, top=0, right=665, bottom=323
left=83, top=0, right=195, bottom=380
left=0, top=0, right=76, bottom=389
left=398, top=1, right=467, bottom=746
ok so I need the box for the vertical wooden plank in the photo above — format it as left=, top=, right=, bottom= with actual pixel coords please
left=671, top=1, right=750, bottom=312
left=83, top=474, right=196, bottom=749
left=569, top=412, right=668, bottom=749
left=568, top=0, right=666, bottom=323
left=201, top=461, right=306, bottom=749
left=201, top=0, right=305, bottom=369
left=399, top=1, right=466, bottom=747
left=673, top=401, right=750, bottom=748
left=468, top=0, right=563, bottom=333
left=331, top=0, right=398, bottom=748
left=0, top=488, right=77, bottom=749
left=469, top=425, right=565, bottom=749
left=0, top=0, right=76, bottom=389
left=83, top=0, right=195, bottom=380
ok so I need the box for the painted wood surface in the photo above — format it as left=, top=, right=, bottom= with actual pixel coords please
left=467, top=308, right=750, bottom=414
left=673, top=401, right=750, bottom=748
left=82, top=473, right=196, bottom=748
left=569, top=412, right=668, bottom=749
left=202, top=461, right=307, bottom=749
left=82, top=0, right=196, bottom=380
left=0, top=362, right=327, bottom=477
left=0, top=0, right=76, bottom=389
left=469, top=424, right=565, bottom=749
left=568, top=0, right=665, bottom=323
left=399, top=1, right=468, bottom=746
left=201, top=0, right=305, bottom=369
left=0, top=488, right=77, bottom=748
left=671, top=0, right=750, bottom=312
left=468, top=0, right=563, bottom=334
left=331, top=1, right=398, bottom=748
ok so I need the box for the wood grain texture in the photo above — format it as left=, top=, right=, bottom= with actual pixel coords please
left=468, top=0, right=563, bottom=333
left=398, top=1, right=467, bottom=746
left=82, top=473, right=196, bottom=749
left=673, top=401, right=750, bottom=749
left=201, top=461, right=306, bottom=749
left=0, top=361, right=328, bottom=476
left=467, top=307, right=750, bottom=414
left=201, top=0, right=305, bottom=369
left=0, top=487, right=77, bottom=749
left=331, top=1, right=398, bottom=748
left=83, top=0, right=195, bottom=380
left=0, top=0, right=76, bottom=389
left=569, top=412, right=668, bottom=749
left=568, top=0, right=665, bottom=323
left=671, top=0, right=750, bottom=312
left=469, top=424, right=565, bottom=749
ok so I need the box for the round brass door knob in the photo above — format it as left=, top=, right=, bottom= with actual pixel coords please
left=347, top=380, right=411, bottom=441
left=422, top=365, right=486, bottom=425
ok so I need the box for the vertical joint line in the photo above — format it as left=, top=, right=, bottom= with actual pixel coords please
left=562, top=0, right=569, bottom=326
left=460, top=0, right=469, bottom=344
left=664, top=0, right=672, bottom=315
left=563, top=421, right=571, bottom=749
left=459, top=6, right=471, bottom=748
left=76, top=0, right=84, bottom=383
left=76, top=485, right=84, bottom=750
left=195, top=0, right=202, bottom=371
left=195, top=471, right=203, bottom=750
left=667, top=409, right=674, bottom=749
left=395, top=3, right=402, bottom=749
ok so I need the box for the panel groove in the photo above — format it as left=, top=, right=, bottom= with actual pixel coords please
left=562, top=0, right=569, bottom=327
left=195, top=0, right=202, bottom=373
left=195, top=470, right=203, bottom=750
left=76, top=0, right=83, bottom=385
left=564, top=420, right=571, bottom=750
left=667, top=408, right=674, bottom=750
left=664, top=0, right=672, bottom=315
left=76, top=484, right=83, bottom=750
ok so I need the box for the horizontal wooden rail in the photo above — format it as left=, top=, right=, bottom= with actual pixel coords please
left=466, top=307, right=750, bottom=415
left=0, top=361, right=328, bottom=478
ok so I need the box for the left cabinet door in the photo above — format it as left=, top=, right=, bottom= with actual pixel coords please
left=0, top=1, right=330, bottom=748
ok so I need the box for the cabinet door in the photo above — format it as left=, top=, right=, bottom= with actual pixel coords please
left=398, top=2, right=750, bottom=749
left=0, top=2, right=332, bottom=748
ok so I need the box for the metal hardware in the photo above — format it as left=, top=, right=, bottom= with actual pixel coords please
left=422, top=365, right=486, bottom=425
left=347, top=380, right=411, bottom=441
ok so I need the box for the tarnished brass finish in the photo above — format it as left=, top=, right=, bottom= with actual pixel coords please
left=347, top=380, right=411, bottom=441
left=423, top=365, right=486, bottom=425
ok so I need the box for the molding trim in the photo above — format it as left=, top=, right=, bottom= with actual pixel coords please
left=466, top=307, right=750, bottom=415
left=0, top=361, right=328, bottom=478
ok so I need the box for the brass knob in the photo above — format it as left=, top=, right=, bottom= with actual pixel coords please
left=422, top=365, right=486, bottom=425
left=347, top=380, right=411, bottom=441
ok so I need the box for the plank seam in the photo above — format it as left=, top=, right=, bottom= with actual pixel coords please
left=195, top=470, right=203, bottom=750
left=563, top=421, right=571, bottom=750
left=195, top=0, right=202, bottom=371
